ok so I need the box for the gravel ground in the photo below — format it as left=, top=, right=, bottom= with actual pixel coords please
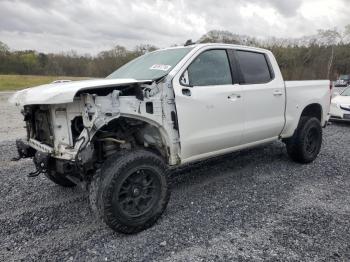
left=1, top=93, right=350, bottom=261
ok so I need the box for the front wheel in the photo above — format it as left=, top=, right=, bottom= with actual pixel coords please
left=285, top=117, right=322, bottom=164
left=90, top=149, right=170, bottom=234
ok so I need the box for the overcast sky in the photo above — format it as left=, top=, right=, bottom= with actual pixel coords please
left=0, top=0, right=348, bottom=54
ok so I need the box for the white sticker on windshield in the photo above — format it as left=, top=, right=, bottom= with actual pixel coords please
left=150, top=64, right=172, bottom=71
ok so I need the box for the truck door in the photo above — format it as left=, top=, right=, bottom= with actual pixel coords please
left=233, top=50, right=285, bottom=143
left=172, top=49, right=244, bottom=162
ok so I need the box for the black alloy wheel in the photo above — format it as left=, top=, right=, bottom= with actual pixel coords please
left=114, top=168, right=161, bottom=218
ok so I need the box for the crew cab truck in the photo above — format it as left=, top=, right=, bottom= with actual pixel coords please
left=10, top=44, right=331, bottom=234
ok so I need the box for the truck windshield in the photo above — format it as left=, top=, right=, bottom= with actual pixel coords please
left=107, top=47, right=193, bottom=81
left=341, top=87, right=350, bottom=96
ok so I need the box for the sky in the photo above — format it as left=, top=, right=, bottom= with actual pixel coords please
left=0, top=0, right=348, bottom=54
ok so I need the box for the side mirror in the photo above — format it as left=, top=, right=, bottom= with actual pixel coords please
left=180, top=70, right=192, bottom=87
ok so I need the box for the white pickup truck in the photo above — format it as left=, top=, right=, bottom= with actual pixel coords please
left=10, top=43, right=331, bottom=234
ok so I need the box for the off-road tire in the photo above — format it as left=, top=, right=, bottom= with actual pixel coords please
left=45, top=170, right=77, bottom=187
left=90, top=149, right=170, bottom=234
left=286, top=116, right=322, bottom=164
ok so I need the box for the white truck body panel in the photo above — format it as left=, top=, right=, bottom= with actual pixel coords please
left=173, top=83, right=245, bottom=160
left=239, top=47, right=286, bottom=144
left=281, top=80, right=330, bottom=138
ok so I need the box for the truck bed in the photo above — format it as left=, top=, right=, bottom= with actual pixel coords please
left=282, top=80, right=331, bottom=138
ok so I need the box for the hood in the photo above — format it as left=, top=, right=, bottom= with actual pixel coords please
left=9, top=78, right=150, bottom=106
left=332, top=95, right=350, bottom=105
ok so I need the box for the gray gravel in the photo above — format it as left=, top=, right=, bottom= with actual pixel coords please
left=0, top=93, right=350, bottom=261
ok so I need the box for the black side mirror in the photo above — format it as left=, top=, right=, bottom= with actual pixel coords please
left=180, top=70, right=192, bottom=87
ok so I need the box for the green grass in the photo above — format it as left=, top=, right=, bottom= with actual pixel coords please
left=0, top=75, right=91, bottom=91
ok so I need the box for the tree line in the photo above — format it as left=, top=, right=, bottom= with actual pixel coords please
left=1, top=26, right=350, bottom=80
left=0, top=43, right=157, bottom=78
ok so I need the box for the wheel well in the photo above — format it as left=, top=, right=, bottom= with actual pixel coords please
left=300, top=103, right=322, bottom=122
left=92, top=117, right=167, bottom=161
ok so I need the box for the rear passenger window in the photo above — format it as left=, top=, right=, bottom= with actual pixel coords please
left=236, top=51, right=272, bottom=84
left=188, top=49, right=232, bottom=86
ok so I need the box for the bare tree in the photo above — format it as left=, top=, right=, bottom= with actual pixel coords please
left=316, top=29, right=341, bottom=78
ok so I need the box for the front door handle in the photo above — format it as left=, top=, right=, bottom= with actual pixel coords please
left=273, top=90, right=283, bottom=96
left=182, top=88, right=191, bottom=96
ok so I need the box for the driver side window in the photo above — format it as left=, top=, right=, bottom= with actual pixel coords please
left=187, top=49, right=232, bottom=86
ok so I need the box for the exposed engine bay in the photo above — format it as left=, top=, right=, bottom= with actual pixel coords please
left=16, top=80, right=181, bottom=181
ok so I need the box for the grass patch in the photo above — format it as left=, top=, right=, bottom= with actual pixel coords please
left=0, top=75, right=91, bottom=91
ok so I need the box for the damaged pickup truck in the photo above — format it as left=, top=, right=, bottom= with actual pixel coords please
left=10, top=44, right=331, bottom=234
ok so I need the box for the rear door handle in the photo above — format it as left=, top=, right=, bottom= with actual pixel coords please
left=228, top=94, right=241, bottom=100
left=273, top=90, right=283, bottom=96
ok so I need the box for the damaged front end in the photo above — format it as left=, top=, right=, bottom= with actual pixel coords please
left=12, top=78, right=180, bottom=184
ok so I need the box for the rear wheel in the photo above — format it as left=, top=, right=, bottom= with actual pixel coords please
left=45, top=170, right=77, bottom=187
left=285, top=117, right=322, bottom=163
left=90, top=149, right=170, bottom=234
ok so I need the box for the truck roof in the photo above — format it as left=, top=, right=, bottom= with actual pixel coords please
left=159, top=43, right=270, bottom=54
